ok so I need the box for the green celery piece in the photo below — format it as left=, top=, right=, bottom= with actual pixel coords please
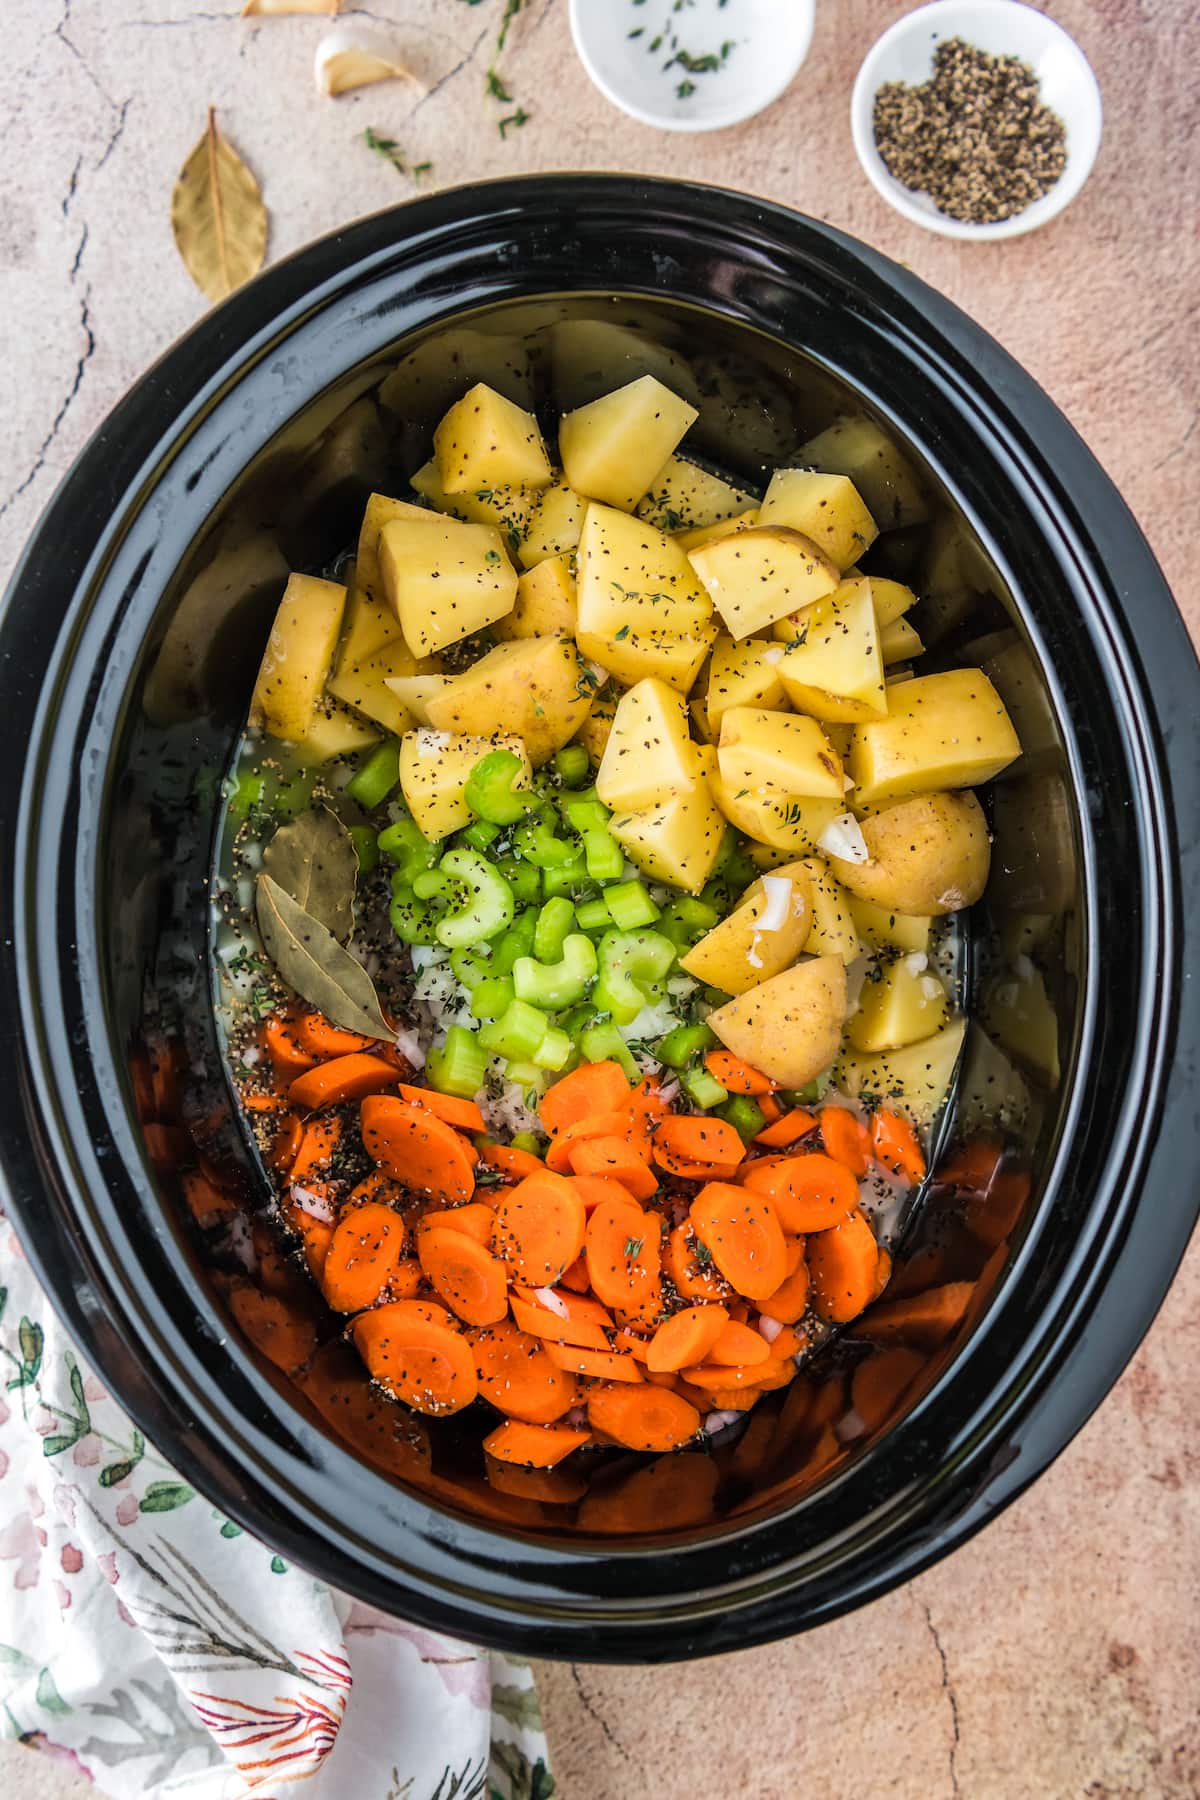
left=574, top=896, right=612, bottom=934
left=492, top=908, right=538, bottom=976
left=464, top=748, right=529, bottom=825
left=425, top=1025, right=486, bottom=1099
left=680, top=1065, right=728, bottom=1109
left=720, top=1095, right=767, bottom=1141
left=470, top=974, right=516, bottom=1022
left=554, top=744, right=590, bottom=786
left=584, top=829, right=625, bottom=882
left=513, top=933, right=598, bottom=1010
left=346, top=740, right=402, bottom=811
left=479, top=998, right=553, bottom=1062
left=655, top=1021, right=716, bottom=1070
left=497, top=855, right=542, bottom=905
left=604, top=880, right=661, bottom=931
left=378, top=814, right=441, bottom=883
left=533, top=896, right=575, bottom=963
left=593, top=928, right=676, bottom=1024
left=348, top=825, right=378, bottom=873
left=579, top=1022, right=639, bottom=1083
left=434, top=848, right=515, bottom=949
left=389, top=884, right=440, bottom=946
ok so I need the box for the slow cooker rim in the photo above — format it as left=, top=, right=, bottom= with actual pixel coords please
left=2, top=176, right=1197, bottom=1659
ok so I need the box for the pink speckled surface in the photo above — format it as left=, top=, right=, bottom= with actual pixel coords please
left=1, top=2, right=1196, bottom=1796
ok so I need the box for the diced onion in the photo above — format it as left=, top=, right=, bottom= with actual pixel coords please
left=240, top=1045, right=261, bottom=1069
left=393, top=1024, right=425, bottom=1070
left=533, top=1286, right=569, bottom=1318
left=818, top=812, right=870, bottom=864
left=290, top=1184, right=335, bottom=1224
left=703, top=1409, right=742, bottom=1436
left=757, top=1315, right=784, bottom=1343
left=902, top=952, right=929, bottom=976
left=758, top=876, right=793, bottom=933
left=761, top=645, right=784, bottom=665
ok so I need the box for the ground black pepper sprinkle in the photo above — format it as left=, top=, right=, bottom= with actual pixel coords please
left=873, top=38, right=1067, bottom=224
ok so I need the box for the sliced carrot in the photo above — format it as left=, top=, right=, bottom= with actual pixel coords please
left=612, top=1328, right=652, bottom=1362
left=612, top=1282, right=667, bottom=1334
left=567, top=1136, right=658, bottom=1199
left=292, top=1116, right=346, bottom=1183
left=872, top=1245, right=893, bottom=1301
left=228, top=1283, right=316, bottom=1375
left=871, top=1107, right=927, bottom=1185
left=559, top=1253, right=591, bottom=1294
left=181, top=1170, right=237, bottom=1228
left=646, top=1303, right=729, bottom=1372
left=286, top=1207, right=335, bottom=1283
left=294, top=1012, right=377, bottom=1059
left=262, top=1014, right=317, bottom=1083
left=808, top=1209, right=879, bottom=1324
left=757, top=1093, right=783, bottom=1126
left=511, top=1286, right=614, bottom=1350
left=820, top=1106, right=873, bottom=1177
left=699, top=1387, right=761, bottom=1412
left=783, top=1235, right=806, bottom=1277
left=416, top=1201, right=493, bottom=1245
left=850, top=1347, right=925, bottom=1433
left=242, top=1090, right=285, bottom=1114
left=754, top=1109, right=819, bottom=1149
left=743, top=1355, right=796, bottom=1391
left=418, top=1226, right=509, bottom=1326
left=709, top=1318, right=771, bottom=1366
left=625, top=1077, right=670, bottom=1155
left=540, top=1061, right=631, bottom=1137
left=584, top=1198, right=662, bottom=1313
left=389, top=1258, right=423, bottom=1299
left=680, top=1361, right=774, bottom=1390
left=853, top=1280, right=974, bottom=1347
left=577, top=1452, right=718, bottom=1534
left=689, top=1182, right=788, bottom=1302
left=663, top=1221, right=731, bottom=1303
left=742, top=1152, right=860, bottom=1234
left=484, top=1419, right=592, bottom=1467
left=545, top=1111, right=635, bottom=1174
left=704, top=1049, right=776, bottom=1095
left=288, top=1053, right=399, bottom=1112
left=320, top=1201, right=408, bottom=1313
left=569, top=1173, right=637, bottom=1214
left=760, top=1259, right=810, bottom=1325
left=397, top=1084, right=487, bottom=1135
left=768, top=1323, right=807, bottom=1361
left=361, top=1095, right=475, bottom=1203
left=652, top=1116, right=745, bottom=1179
left=468, top=1318, right=581, bottom=1422
left=586, top=1383, right=700, bottom=1452
left=963, top=1168, right=1031, bottom=1249
left=478, top=1140, right=544, bottom=1180
left=544, top=1342, right=644, bottom=1382
left=352, top=1301, right=478, bottom=1415
left=491, top=1169, right=587, bottom=1285
left=486, top=1458, right=587, bottom=1503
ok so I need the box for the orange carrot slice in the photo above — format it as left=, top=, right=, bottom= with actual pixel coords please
left=543, top=1342, right=644, bottom=1382
left=490, top=1169, right=587, bottom=1286
left=704, top=1049, right=776, bottom=1095
left=652, top=1116, right=746, bottom=1179
left=397, top=1084, right=487, bottom=1135
left=545, top=1111, right=635, bottom=1174
left=662, top=1221, right=730, bottom=1303
left=689, top=1182, right=788, bottom=1302
left=477, top=1141, right=544, bottom=1180
left=586, top=1383, right=700, bottom=1451
left=612, top=1328, right=652, bottom=1362
left=709, top=1318, right=771, bottom=1366
left=483, top=1419, right=591, bottom=1467
left=852, top=1281, right=974, bottom=1347
left=294, top=1012, right=378, bottom=1059
left=418, top=1201, right=495, bottom=1245
left=566, top=1136, right=658, bottom=1200
left=320, top=1201, right=408, bottom=1313
left=819, top=1106, right=873, bottom=1177
left=468, top=1319, right=581, bottom=1422
left=352, top=1302, right=477, bottom=1415
left=511, top=1286, right=614, bottom=1350
left=262, top=1015, right=317, bottom=1083
left=808, top=1209, right=879, bottom=1323
left=754, top=1109, right=819, bottom=1149
left=741, top=1153, right=859, bottom=1234
left=361, top=1095, right=475, bottom=1203
left=584, top=1198, right=662, bottom=1313
left=559, top=1253, right=591, bottom=1293
left=288, top=1053, right=399, bottom=1112
left=871, top=1109, right=927, bottom=1184
left=646, top=1303, right=729, bottom=1372
left=760, top=1259, right=810, bottom=1325
left=540, top=1061, right=631, bottom=1137
left=417, top=1226, right=509, bottom=1326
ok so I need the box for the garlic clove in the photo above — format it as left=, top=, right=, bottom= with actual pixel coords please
left=243, top=0, right=340, bottom=16
left=314, top=25, right=418, bottom=97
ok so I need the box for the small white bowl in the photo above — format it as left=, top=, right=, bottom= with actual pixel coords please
left=851, top=1, right=1103, bottom=240
left=569, top=0, right=815, bottom=135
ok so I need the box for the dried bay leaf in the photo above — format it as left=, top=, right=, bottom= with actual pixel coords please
left=256, top=872, right=390, bottom=1041
left=261, top=804, right=357, bottom=943
left=172, top=108, right=267, bottom=304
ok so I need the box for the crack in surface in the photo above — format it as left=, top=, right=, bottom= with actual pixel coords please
left=54, top=0, right=123, bottom=112
left=0, top=292, right=96, bottom=526
left=96, top=96, right=132, bottom=169
left=407, top=20, right=491, bottom=119
left=924, top=1603, right=962, bottom=1798
left=61, top=155, right=83, bottom=217
left=126, top=11, right=246, bottom=29
left=569, top=1665, right=631, bottom=1765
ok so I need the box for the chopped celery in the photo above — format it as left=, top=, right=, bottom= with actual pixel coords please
left=425, top=1026, right=486, bottom=1098
left=449, top=946, right=492, bottom=990
left=346, top=740, right=402, bottom=811
left=348, top=825, right=378, bottom=873
left=378, top=815, right=441, bottom=883
left=389, top=885, right=439, bottom=946
left=480, top=999, right=554, bottom=1063
left=459, top=819, right=501, bottom=853
left=533, top=897, right=575, bottom=963
left=560, top=1002, right=600, bottom=1040
left=593, top=928, right=676, bottom=1024
left=720, top=1095, right=767, bottom=1140
left=575, top=896, right=613, bottom=934
left=512, top=818, right=577, bottom=868
left=513, top=933, right=598, bottom=1009
left=227, top=768, right=264, bottom=818
left=658, top=896, right=721, bottom=952
left=492, top=908, right=538, bottom=976
left=604, top=880, right=661, bottom=931
left=554, top=745, right=590, bottom=786
left=541, top=849, right=590, bottom=898
left=497, top=855, right=542, bottom=905
left=580, top=1022, right=640, bottom=1083
left=511, top=1131, right=544, bottom=1157
left=434, top=848, right=515, bottom=949
left=531, top=1025, right=573, bottom=1071
left=681, top=1066, right=728, bottom=1109
left=655, top=1021, right=716, bottom=1069
left=470, top=975, right=516, bottom=1022
left=464, top=748, right=530, bottom=826
left=561, top=792, right=610, bottom=834
left=584, top=829, right=626, bottom=881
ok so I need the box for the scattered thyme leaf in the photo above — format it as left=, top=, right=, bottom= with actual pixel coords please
left=498, top=107, right=531, bottom=138
left=486, top=67, right=513, bottom=102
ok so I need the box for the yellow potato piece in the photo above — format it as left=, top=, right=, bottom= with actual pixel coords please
left=870, top=578, right=919, bottom=628
left=708, top=955, right=848, bottom=1089
left=493, top=551, right=577, bottom=641
left=800, top=855, right=862, bottom=963
left=384, top=674, right=454, bottom=725
left=848, top=958, right=949, bottom=1053
left=609, top=780, right=725, bottom=894
left=423, top=635, right=591, bottom=767
left=294, top=697, right=381, bottom=763
left=673, top=510, right=759, bottom=552
left=433, top=382, right=552, bottom=495
left=830, top=792, right=991, bottom=917
left=758, top=468, right=879, bottom=571
left=774, top=577, right=886, bottom=724
left=847, top=895, right=932, bottom=956
left=708, top=770, right=841, bottom=854
left=327, top=643, right=424, bottom=736
left=399, top=729, right=531, bottom=839
left=596, top=678, right=698, bottom=811
left=717, top=707, right=845, bottom=801
left=575, top=503, right=715, bottom=692
left=410, top=457, right=536, bottom=550
left=573, top=689, right=617, bottom=764
left=636, top=454, right=758, bottom=532
left=349, top=493, right=429, bottom=651
left=835, top=1017, right=966, bottom=1129
left=688, top=525, right=839, bottom=640
left=379, top=514, right=518, bottom=657
left=705, top=637, right=789, bottom=734
left=879, top=615, right=924, bottom=665
left=251, top=573, right=347, bottom=742
left=518, top=479, right=587, bottom=569
left=559, top=374, right=698, bottom=511
left=848, top=669, right=1021, bottom=805
left=681, top=861, right=813, bottom=995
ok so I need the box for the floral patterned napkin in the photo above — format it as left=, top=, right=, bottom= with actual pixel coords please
left=0, top=1210, right=554, bottom=1799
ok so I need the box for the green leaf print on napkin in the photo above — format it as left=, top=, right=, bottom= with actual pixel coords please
left=139, top=1481, right=196, bottom=1514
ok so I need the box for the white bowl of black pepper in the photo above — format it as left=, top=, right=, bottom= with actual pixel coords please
left=850, top=0, right=1102, bottom=240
